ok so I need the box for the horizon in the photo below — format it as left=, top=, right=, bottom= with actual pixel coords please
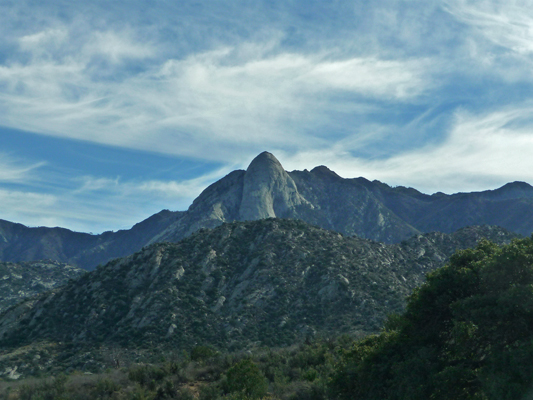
left=2, top=1, right=533, bottom=233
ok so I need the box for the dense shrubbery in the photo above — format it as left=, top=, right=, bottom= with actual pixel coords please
left=0, top=339, right=345, bottom=400
left=330, top=237, right=533, bottom=400
left=223, top=358, right=268, bottom=399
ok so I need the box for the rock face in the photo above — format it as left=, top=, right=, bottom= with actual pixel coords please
left=151, top=152, right=313, bottom=244
left=0, top=219, right=517, bottom=354
left=1, top=151, right=533, bottom=270
left=239, top=151, right=309, bottom=220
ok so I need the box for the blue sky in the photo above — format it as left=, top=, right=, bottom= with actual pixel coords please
left=2, top=0, right=533, bottom=233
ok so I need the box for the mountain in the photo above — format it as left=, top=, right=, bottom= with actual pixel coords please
left=1, top=151, right=533, bottom=270
left=0, top=260, right=85, bottom=312
left=0, top=220, right=517, bottom=362
left=149, top=151, right=533, bottom=244
left=0, top=210, right=182, bottom=270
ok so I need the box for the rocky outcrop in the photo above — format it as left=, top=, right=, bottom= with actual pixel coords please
left=239, top=151, right=311, bottom=220
left=125, top=154, right=533, bottom=248
left=152, top=152, right=313, bottom=243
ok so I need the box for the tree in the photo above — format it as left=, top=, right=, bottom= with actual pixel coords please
left=330, top=237, right=533, bottom=400
left=224, top=358, right=268, bottom=399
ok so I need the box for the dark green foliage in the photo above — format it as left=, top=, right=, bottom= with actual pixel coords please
left=128, top=365, right=168, bottom=387
left=17, top=374, right=69, bottom=400
left=198, top=383, right=221, bottom=400
left=0, top=219, right=517, bottom=358
left=92, top=377, right=121, bottom=398
left=0, top=338, right=345, bottom=400
left=191, top=345, right=219, bottom=362
left=330, top=237, right=533, bottom=400
left=224, top=359, right=268, bottom=399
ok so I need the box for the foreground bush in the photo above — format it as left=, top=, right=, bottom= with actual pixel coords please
left=224, top=359, right=268, bottom=399
left=330, top=237, right=533, bottom=400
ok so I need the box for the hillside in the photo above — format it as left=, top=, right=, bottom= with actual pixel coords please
left=154, top=152, right=533, bottom=244
left=0, top=219, right=517, bottom=379
left=0, top=210, right=181, bottom=270
left=0, top=260, right=85, bottom=311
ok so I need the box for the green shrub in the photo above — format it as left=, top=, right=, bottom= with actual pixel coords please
left=199, top=383, right=220, bottom=400
left=128, top=365, right=167, bottom=387
left=191, top=345, right=219, bottom=362
left=129, top=384, right=154, bottom=400
left=224, top=359, right=268, bottom=399
left=330, top=238, right=533, bottom=400
left=93, top=377, right=121, bottom=398
left=18, top=374, right=69, bottom=400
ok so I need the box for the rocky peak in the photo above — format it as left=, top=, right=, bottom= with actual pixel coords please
left=490, top=181, right=533, bottom=200
left=239, top=152, right=309, bottom=220
left=310, top=165, right=342, bottom=181
left=246, top=151, right=283, bottom=172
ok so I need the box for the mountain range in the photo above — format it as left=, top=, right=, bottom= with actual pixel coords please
left=1, top=151, right=532, bottom=271
left=0, top=219, right=518, bottom=378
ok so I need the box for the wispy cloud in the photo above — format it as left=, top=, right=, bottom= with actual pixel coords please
left=282, top=104, right=533, bottom=194
left=0, top=189, right=58, bottom=228
left=445, top=0, right=533, bottom=55
left=33, top=166, right=237, bottom=232
left=0, top=25, right=432, bottom=162
left=2, top=0, right=533, bottom=233
left=0, top=154, right=45, bottom=183
left=74, top=164, right=232, bottom=202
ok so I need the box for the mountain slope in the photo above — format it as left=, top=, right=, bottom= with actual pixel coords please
left=0, top=260, right=85, bottom=311
left=0, top=219, right=517, bottom=353
left=0, top=210, right=182, bottom=270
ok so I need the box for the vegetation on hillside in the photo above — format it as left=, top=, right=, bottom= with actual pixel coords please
left=0, top=219, right=516, bottom=364
left=0, top=338, right=349, bottom=400
left=330, top=236, right=533, bottom=399
left=3, top=236, right=533, bottom=399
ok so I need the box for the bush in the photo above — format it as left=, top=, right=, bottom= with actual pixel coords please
left=93, top=377, right=121, bottom=397
left=18, top=374, right=69, bottom=400
left=330, top=238, right=533, bottom=400
left=224, top=359, right=268, bottom=399
left=191, top=345, right=219, bottom=362
left=199, top=383, right=220, bottom=400
left=128, top=365, right=167, bottom=387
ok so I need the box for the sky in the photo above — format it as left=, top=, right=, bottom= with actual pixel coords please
left=2, top=0, right=533, bottom=233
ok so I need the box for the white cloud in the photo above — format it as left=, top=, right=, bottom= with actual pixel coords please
left=301, top=57, right=428, bottom=99
left=85, top=30, right=155, bottom=63
left=0, top=27, right=431, bottom=162
left=445, top=0, right=533, bottom=55
left=0, top=189, right=59, bottom=228
left=74, top=176, right=120, bottom=193
left=281, top=104, right=533, bottom=194
left=5, top=0, right=533, bottom=234
left=0, top=189, right=56, bottom=210
left=74, top=163, right=235, bottom=201
left=19, top=28, right=69, bottom=55
left=0, top=154, right=45, bottom=183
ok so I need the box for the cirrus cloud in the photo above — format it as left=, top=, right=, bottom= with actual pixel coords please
left=0, top=26, right=432, bottom=163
